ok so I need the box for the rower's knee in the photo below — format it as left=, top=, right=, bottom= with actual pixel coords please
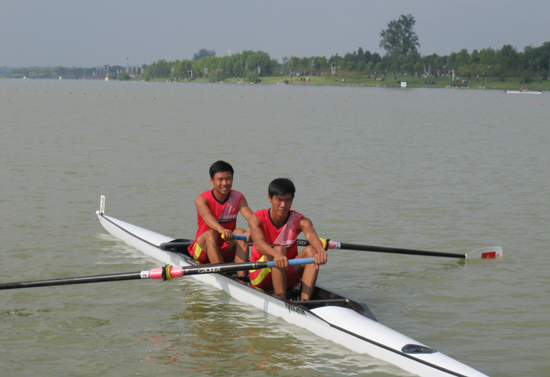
left=302, top=246, right=317, bottom=257
left=200, top=229, right=217, bottom=243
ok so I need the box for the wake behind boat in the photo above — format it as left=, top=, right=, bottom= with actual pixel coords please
left=96, top=197, right=489, bottom=377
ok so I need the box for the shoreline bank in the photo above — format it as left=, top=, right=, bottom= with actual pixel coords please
left=134, top=76, right=549, bottom=91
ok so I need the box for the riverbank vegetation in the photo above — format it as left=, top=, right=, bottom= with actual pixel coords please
left=4, top=14, right=549, bottom=90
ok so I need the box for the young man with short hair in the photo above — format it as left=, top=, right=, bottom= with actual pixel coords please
left=188, top=161, right=252, bottom=277
left=248, top=178, right=327, bottom=300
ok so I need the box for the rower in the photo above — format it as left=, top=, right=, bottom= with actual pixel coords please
left=248, top=178, right=327, bottom=300
left=188, top=161, right=252, bottom=277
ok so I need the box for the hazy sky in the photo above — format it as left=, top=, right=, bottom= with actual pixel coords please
left=1, top=0, right=549, bottom=68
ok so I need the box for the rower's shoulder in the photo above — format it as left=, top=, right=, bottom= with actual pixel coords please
left=298, top=214, right=313, bottom=227
left=253, top=208, right=269, bottom=217
left=198, top=189, right=212, bottom=199
left=291, top=210, right=305, bottom=219
left=195, top=191, right=212, bottom=205
left=230, top=189, right=244, bottom=196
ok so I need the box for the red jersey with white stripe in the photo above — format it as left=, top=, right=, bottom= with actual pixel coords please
left=250, top=209, right=304, bottom=262
left=191, top=189, right=243, bottom=246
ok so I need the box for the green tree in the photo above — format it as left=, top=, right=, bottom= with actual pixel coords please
left=118, top=70, right=130, bottom=80
left=281, top=56, right=289, bottom=73
left=363, top=50, right=372, bottom=63
left=401, top=63, right=412, bottom=74
left=289, top=56, right=301, bottom=73
left=300, top=56, right=311, bottom=73
left=192, top=59, right=205, bottom=77
left=371, top=53, right=382, bottom=64
left=456, top=49, right=470, bottom=67
left=175, top=59, right=193, bottom=79
left=497, top=44, right=520, bottom=75
left=470, top=49, right=480, bottom=64
left=193, top=49, right=216, bottom=61
left=367, top=61, right=375, bottom=74
left=379, top=14, right=420, bottom=57
left=314, top=56, right=327, bottom=70
left=245, top=51, right=272, bottom=75
left=357, top=47, right=365, bottom=62
left=479, top=47, right=497, bottom=67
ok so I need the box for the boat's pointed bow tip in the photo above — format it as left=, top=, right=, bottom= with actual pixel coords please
left=467, top=246, right=503, bottom=259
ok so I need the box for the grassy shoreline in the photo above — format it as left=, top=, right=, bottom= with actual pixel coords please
left=137, top=75, right=549, bottom=91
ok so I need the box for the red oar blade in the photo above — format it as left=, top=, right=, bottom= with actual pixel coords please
left=466, top=246, right=503, bottom=259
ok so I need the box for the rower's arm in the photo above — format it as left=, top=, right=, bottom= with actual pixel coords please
left=248, top=215, right=269, bottom=254
left=300, top=218, right=328, bottom=265
left=249, top=215, right=288, bottom=269
left=195, top=195, right=230, bottom=238
left=238, top=196, right=253, bottom=241
left=238, top=196, right=253, bottom=222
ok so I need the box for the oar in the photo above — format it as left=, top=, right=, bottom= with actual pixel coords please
left=166, top=235, right=502, bottom=259
left=296, top=239, right=502, bottom=259
left=0, top=258, right=315, bottom=290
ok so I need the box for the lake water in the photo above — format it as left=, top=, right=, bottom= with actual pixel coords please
left=1, top=79, right=548, bottom=376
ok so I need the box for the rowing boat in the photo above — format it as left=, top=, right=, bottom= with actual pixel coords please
left=96, top=198, right=489, bottom=377
left=504, top=90, right=542, bottom=94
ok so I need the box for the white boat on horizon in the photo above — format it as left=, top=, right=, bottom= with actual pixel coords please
left=504, top=90, right=541, bottom=94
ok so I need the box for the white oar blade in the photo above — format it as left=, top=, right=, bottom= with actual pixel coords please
left=466, top=246, right=503, bottom=259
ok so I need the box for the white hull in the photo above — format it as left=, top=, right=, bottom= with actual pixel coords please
left=504, top=90, right=541, bottom=94
left=97, top=211, right=489, bottom=377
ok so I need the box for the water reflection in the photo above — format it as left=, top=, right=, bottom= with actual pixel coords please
left=138, top=289, right=408, bottom=376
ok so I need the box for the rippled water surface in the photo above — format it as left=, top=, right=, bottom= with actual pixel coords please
left=1, top=79, right=549, bottom=376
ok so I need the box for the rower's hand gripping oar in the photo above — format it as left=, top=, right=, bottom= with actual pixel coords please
left=296, top=239, right=503, bottom=259
left=0, top=258, right=315, bottom=290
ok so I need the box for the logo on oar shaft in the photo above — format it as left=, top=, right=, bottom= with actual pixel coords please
left=198, top=267, right=222, bottom=274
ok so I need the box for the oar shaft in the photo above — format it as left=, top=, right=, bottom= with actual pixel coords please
left=165, top=236, right=466, bottom=259
left=0, top=259, right=317, bottom=290
left=0, top=272, right=143, bottom=290
left=297, top=239, right=466, bottom=259
left=337, top=242, right=466, bottom=258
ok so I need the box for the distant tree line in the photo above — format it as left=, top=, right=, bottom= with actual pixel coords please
left=7, top=65, right=131, bottom=79
left=143, top=50, right=277, bottom=82
left=319, top=43, right=549, bottom=81
left=141, top=42, right=548, bottom=84
left=140, top=15, right=548, bottom=83
left=4, top=15, right=549, bottom=83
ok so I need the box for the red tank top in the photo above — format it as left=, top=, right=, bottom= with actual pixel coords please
left=250, top=209, right=303, bottom=262
left=192, top=189, right=243, bottom=244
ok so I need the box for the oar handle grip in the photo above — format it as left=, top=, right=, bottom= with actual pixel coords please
left=267, top=257, right=315, bottom=268
left=220, top=234, right=247, bottom=241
